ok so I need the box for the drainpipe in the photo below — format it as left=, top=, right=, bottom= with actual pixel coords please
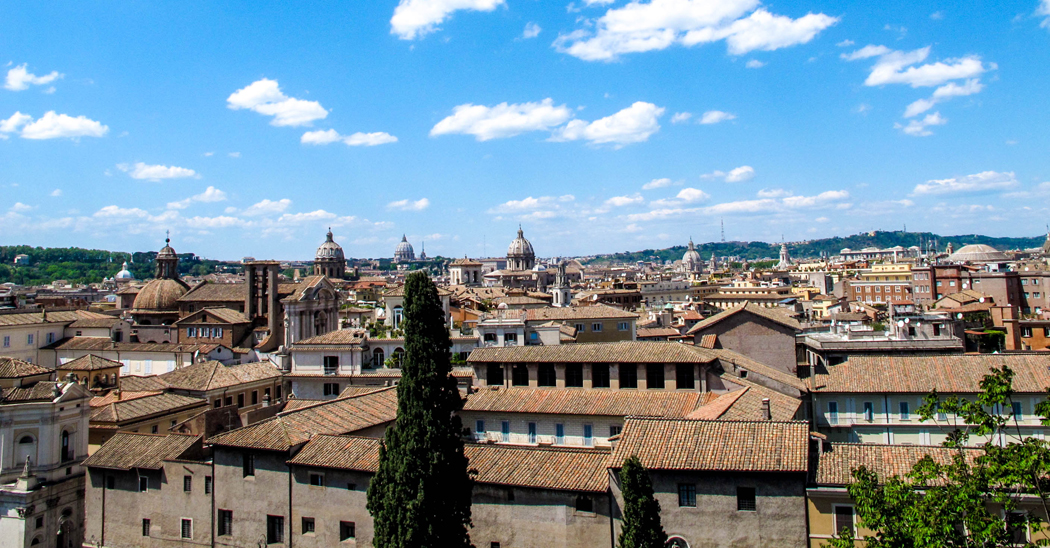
left=100, top=472, right=106, bottom=546
left=211, top=458, right=216, bottom=548
left=288, top=460, right=294, bottom=548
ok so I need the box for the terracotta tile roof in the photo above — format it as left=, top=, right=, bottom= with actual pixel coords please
left=287, top=435, right=611, bottom=493
left=637, top=327, right=681, bottom=338
left=59, top=354, right=123, bottom=371
left=44, top=336, right=222, bottom=354
left=383, top=285, right=452, bottom=297
left=90, top=390, right=164, bottom=407
left=281, top=276, right=336, bottom=303
left=815, top=443, right=979, bottom=486
left=610, top=417, right=810, bottom=473
left=0, top=357, right=51, bottom=378
left=525, top=304, right=639, bottom=321
left=208, top=386, right=398, bottom=451
left=291, top=329, right=368, bottom=347
left=467, top=341, right=720, bottom=364
left=708, top=349, right=809, bottom=392
left=337, top=386, right=387, bottom=398
left=494, top=296, right=548, bottom=306
left=685, top=302, right=801, bottom=335
left=173, top=307, right=249, bottom=325
left=83, top=432, right=203, bottom=470
left=809, top=354, right=1050, bottom=394
left=698, top=334, right=718, bottom=349
left=155, top=360, right=282, bottom=392
left=685, top=389, right=749, bottom=420
left=68, top=316, right=120, bottom=329
left=463, top=387, right=708, bottom=418
left=90, top=392, right=207, bottom=424
left=118, top=375, right=171, bottom=391
left=1, top=382, right=61, bottom=403
left=713, top=375, right=802, bottom=420
left=282, top=398, right=328, bottom=411
left=450, top=258, right=484, bottom=266
left=177, top=281, right=298, bottom=302
left=0, top=309, right=108, bottom=327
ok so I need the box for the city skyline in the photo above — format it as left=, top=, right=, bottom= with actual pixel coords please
left=2, top=1, right=1049, bottom=259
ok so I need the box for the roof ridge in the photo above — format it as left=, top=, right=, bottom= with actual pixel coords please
left=624, top=416, right=808, bottom=425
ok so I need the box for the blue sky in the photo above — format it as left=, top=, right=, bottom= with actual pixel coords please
left=2, top=0, right=1049, bottom=260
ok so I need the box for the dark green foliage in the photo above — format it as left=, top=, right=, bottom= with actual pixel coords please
left=831, top=366, right=1050, bottom=548
left=618, top=455, right=667, bottom=548
left=366, top=271, right=474, bottom=548
left=0, top=245, right=237, bottom=285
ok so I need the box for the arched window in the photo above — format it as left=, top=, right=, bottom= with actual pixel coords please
left=372, top=348, right=384, bottom=368
left=392, top=348, right=405, bottom=367
left=666, top=537, right=690, bottom=548
left=16, top=434, right=36, bottom=466
left=61, top=430, right=72, bottom=462
left=393, top=306, right=404, bottom=329
left=30, top=538, right=40, bottom=546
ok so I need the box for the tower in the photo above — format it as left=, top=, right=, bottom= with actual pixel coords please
left=777, top=243, right=792, bottom=269
left=314, top=228, right=346, bottom=279
left=552, top=261, right=571, bottom=307
left=155, top=232, right=179, bottom=280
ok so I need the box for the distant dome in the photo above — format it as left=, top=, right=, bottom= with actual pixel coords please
left=133, top=278, right=189, bottom=311
left=840, top=248, right=852, bottom=253
left=394, top=235, right=415, bottom=262
left=948, top=244, right=1010, bottom=263
left=316, top=230, right=345, bottom=261
left=682, top=239, right=702, bottom=273
left=157, top=241, right=177, bottom=259
left=115, top=261, right=134, bottom=280
left=533, top=264, right=547, bottom=272
left=507, top=227, right=535, bottom=258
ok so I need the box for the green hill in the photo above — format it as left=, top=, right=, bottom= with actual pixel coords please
left=0, top=246, right=236, bottom=286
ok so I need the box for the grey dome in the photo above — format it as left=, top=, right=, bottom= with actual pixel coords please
left=394, top=235, right=415, bottom=262
left=682, top=239, right=701, bottom=265
left=507, top=228, right=535, bottom=258
left=316, top=230, right=345, bottom=261
left=115, top=261, right=134, bottom=280
left=947, top=244, right=1010, bottom=263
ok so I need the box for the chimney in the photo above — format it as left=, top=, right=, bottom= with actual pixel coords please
left=761, top=398, right=771, bottom=421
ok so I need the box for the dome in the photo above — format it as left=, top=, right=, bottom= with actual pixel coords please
left=394, top=235, right=415, bottom=262
left=507, top=227, right=535, bottom=258
left=316, top=230, right=345, bottom=261
left=840, top=248, right=852, bottom=253
left=115, top=261, right=134, bottom=280
left=157, top=239, right=177, bottom=259
left=947, top=244, right=1010, bottom=263
left=533, top=264, right=547, bottom=272
left=133, top=278, right=189, bottom=311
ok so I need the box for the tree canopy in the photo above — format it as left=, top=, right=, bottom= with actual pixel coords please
left=618, top=455, right=667, bottom=548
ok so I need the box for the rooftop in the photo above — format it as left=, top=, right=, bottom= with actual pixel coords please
left=82, top=433, right=203, bottom=470
left=810, top=354, right=1050, bottom=393
left=463, top=387, right=712, bottom=418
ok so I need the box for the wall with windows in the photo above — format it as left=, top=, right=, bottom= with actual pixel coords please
left=0, top=323, right=66, bottom=366
left=287, top=466, right=374, bottom=548
left=461, top=412, right=623, bottom=448
left=471, top=484, right=611, bottom=548
left=472, top=361, right=706, bottom=391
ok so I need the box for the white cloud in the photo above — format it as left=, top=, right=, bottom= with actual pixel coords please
left=671, top=112, right=693, bottom=124
left=302, top=129, right=398, bottom=146
left=554, top=0, right=837, bottom=61
left=836, top=39, right=855, bottom=47
left=895, top=111, right=947, bottom=136
left=278, top=210, right=338, bottom=224
left=840, top=44, right=891, bottom=61
left=523, top=22, right=542, bottom=38
left=10, top=202, right=33, bottom=212
left=94, top=205, right=150, bottom=219
left=4, top=64, right=62, bottom=91
left=117, top=162, right=198, bottom=182
left=241, top=198, right=293, bottom=216
left=756, top=188, right=788, bottom=198
left=650, top=187, right=710, bottom=208
left=50, top=189, right=62, bottom=197
left=642, top=177, right=678, bottom=190
left=390, top=0, right=505, bottom=40
left=847, top=46, right=989, bottom=88
left=431, top=98, right=573, bottom=141
left=227, top=78, right=328, bottom=127
left=167, top=186, right=228, bottom=209
left=725, top=165, right=755, bottom=182
left=930, top=11, right=944, bottom=20
left=487, top=195, right=574, bottom=214
left=604, top=194, right=645, bottom=207
left=184, top=215, right=244, bottom=229
left=701, top=199, right=778, bottom=214
left=912, top=171, right=1018, bottom=196
left=699, top=110, right=736, bottom=124
left=903, top=78, right=984, bottom=117
left=745, top=59, right=765, bottom=68
left=387, top=198, right=431, bottom=211
left=15, top=111, right=108, bottom=140
left=551, top=101, right=664, bottom=146
left=1038, top=0, right=1050, bottom=28
left=228, top=152, right=240, bottom=158
left=781, top=189, right=849, bottom=208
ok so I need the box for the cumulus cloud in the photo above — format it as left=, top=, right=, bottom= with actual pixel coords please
left=745, top=59, right=765, bottom=68
left=278, top=210, right=338, bottom=224
left=390, top=0, right=505, bottom=40
left=642, top=177, right=679, bottom=190
left=487, top=195, right=574, bottom=214
left=50, top=189, right=62, bottom=197
left=0, top=112, right=31, bottom=134
left=2, top=111, right=108, bottom=140
left=649, top=187, right=711, bottom=208
left=912, top=171, right=1018, bottom=196
left=431, top=98, right=573, bottom=141
left=670, top=112, right=692, bottom=124
left=241, top=198, right=293, bottom=216
left=782, top=189, right=850, bottom=208
left=387, top=198, right=431, bottom=211
left=699, top=110, right=736, bottom=124
left=523, top=22, right=542, bottom=38
left=10, top=202, right=33, bottom=212
left=844, top=45, right=990, bottom=88
left=551, top=102, right=664, bottom=146
left=117, top=162, right=199, bottom=182
left=701, top=165, right=754, bottom=182
left=903, top=78, right=984, bottom=117
left=301, top=129, right=398, bottom=146
left=4, top=64, right=62, bottom=91
left=895, top=112, right=947, bottom=136
left=227, top=78, right=328, bottom=127
left=1038, top=0, right=1050, bottom=28
left=604, top=194, right=645, bottom=207
left=553, top=0, right=837, bottom=62
left=167, top=186, right=228, bottom=210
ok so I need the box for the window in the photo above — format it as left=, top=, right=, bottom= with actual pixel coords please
left=2, top=336, right=8, bottom=347
left=1007, top=512, right=1028, bottom=544
left=243, top=454, right=255, bottom=477
left=215, top=327, right=223, bottom=338
left=139, top=476, right=149, bottom=492
left=646, top=364, right=665, bottom=389
left=46, top=332, right=55, bottom=344
left=511, top=364, right=529, bottom=386
left=106, top=476, right=115, bottom=489
left=574, top=323, right=585, bottom=333
left=619, top=364, right=638, bottom=389
left=555, top=423, right=565, bottom=444
left=309, top=473, right=324, bottom=487
left=933, top=324, right=942, bottom=337
left=592, top=364, right=610, bottom=388
left=142, top=519, right=151, bottom=537
left=267, top=515, right=284, bottom=544
left=737, top=487, right=757, bottom=511
left=324, top=355, right=339, bottom=373
left=184, top=475, right=192, bottom=492
left=301, top=517, right=315, bottom=535
left=834, top=506, right=855, bottom=537
left=537, top=364, right=556, bottom=386
left=218, top=510, right=232, bottom=536
left=565, top=364, right=583, bottom=387
left=27, top=334, right=34, bottom=345
left=35, top=516, right=43, bottom=529
left=323, top=383, right=340, bottom=396
left=339, top=521, right=356, bottom=541
left=504, top=332, right=517, bottom=343
left=187, top=327, right=196, bottom=338
left=863, top=402, right=874, bottom=422
left=828, top=401, right=839, bottom=425
left=252, top=390, right=259, bottom=405
left=592, top=322, right=603, bottom=332
left=676, top=364, right=695, bottom=389
left=487, top=364, right=504, bottom=386
left=936, top=403, right=947, bottom=421
left=618, top=321, right=629, bottom=331
left=501, top=420, right=510, bottom=442
left=225, top=396, right=233, bottom=406
left=609, top=425, right=622, bottom=437
left=475, top=419, right=485, bottom=434
left=1013, top=402, right=1023, bottom=420
left=678, top=484, right=697, bottom=507
left=205, top=476, right=212, bottom=494
left=181, top=518, right=193, bottom=539
left=491, top=544, right=501, bottom=548
left=899, top=401, right=910, bottom=420
left=237, top=394, right=245, bottom=408
left=1022, top=327, right=1033, bottom=338
left=151, top=424, right=159, bottom=434
left=575, top=495, right=594, bottom=512
left=214, top=399, right=222, bottom=409
left=528, top=422, right=537, bottom=444
left=583, top=424, right=593, bottom=447
left=483, top=333, right=497, bottom=343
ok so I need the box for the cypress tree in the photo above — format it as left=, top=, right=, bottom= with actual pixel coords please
left=366, top=271, right=473, bottom=547
left=618, top=455, right=667, bottom=548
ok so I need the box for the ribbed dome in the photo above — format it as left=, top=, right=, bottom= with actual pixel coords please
left=316, top=230, right=345, bottom=261
left=133, top=278, right=189, bottom=310
left=682, top=239, right=701, bottom=265
left=115, top=261, right=134, bottom=280
left=394, top=235, right=415, bottom=262
left=507, top=228, right=535, bottom=258
left=947, top=244, right=1010, bottom=263
left=157, top=240, right=177, bottom=259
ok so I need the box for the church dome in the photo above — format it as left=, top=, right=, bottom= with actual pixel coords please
left=394, top=235, right=415, bottom=262
left=947, top=244, right=1010, bottom=263
left=682, top=240, right=701, bottom=264
left=133, top=278, right=189, bottom=311
left=115, top=261, right=134, bottom=280
left=316, top=230, right=345, bottom=261
left=157, top=241, right=177, bottom=259
left=507, top=228, right=535, bottom=258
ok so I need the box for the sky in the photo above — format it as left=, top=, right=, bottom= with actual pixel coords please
left=2, top=0, right=1049, bottom=261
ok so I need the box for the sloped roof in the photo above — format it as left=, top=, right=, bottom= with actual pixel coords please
left=809, top=354, right=1050, bottom=394
left=118, top=375, right=171, bottom=391
left=815, top=443, right=979, bottom=486
left=0, top=357, right=51, bottom=378
left=90, top=390, right=163, bottom=407
left=685, top=301, right=800, bottom=335
left=525, top=304, right=638, bottom=321
left=208, top=386, right=398, bottom=451
left=382, top=285, right=453, bottom=297
left=90, top=392, right=206, bottom=424
left=467, top=341, right=720, bottom=364
left=292, top=329, right=368, bottom=347
left=82, top=433, right=203, bottom=470
left=1, top=382, right=61, bottom=403
left=59, top=354, right=123, bottom=371
left=68, top=316, right=120, bottom=329
left=177, top=281, right=299, bottom=302
left=0, top=309, right=109, bottom=327
left=462, top=387, right=710, bottom=418
left=689, top=374, right=802, bottom=421
left=155, top=360, right=282, bottom=392
left=173, top=307, right=249, bottom=325
left=610, top=417, right=810, bottom=473
left=636, top=327, right=681, bottom=338
left=44, top=337, right=222, bottom=354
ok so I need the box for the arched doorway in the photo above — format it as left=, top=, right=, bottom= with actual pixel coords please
left=372, top=348, right=384, bottom=368
left=391, top=348, right=405, bottom=367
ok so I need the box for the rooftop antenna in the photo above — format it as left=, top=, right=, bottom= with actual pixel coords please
left=720, top=218, right=725, bottom=242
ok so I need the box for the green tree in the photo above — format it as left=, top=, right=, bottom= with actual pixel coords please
left=831, top=365, right=1050, bottom=548
left=618, top=455, right=667, bottom=548
left=366, top=271, right=473, bottom=548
